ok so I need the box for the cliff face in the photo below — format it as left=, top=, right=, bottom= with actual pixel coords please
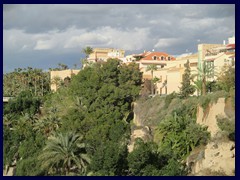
left=197, top=98, right=224, bottom=137
left=196, top=98, right=234, bottom=137
left=188, top=141, right=235, bottom=176
left=132, top=96, right=235, bottom=175
left=189, top=97, right=235, bottom=176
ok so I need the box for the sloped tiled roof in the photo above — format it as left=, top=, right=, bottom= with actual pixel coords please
left=226, top=44, right=235, bottom=49
left=141, top=52, right=176, bottom=61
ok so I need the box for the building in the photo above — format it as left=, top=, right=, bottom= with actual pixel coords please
left=136, top=51, right=176, bottom=70
left=88, top=48, right=125, bottom=63
left=119, top=54, right=137, bottom=64
left=50, top=69, right=80, bottom=91
left=135, top=51, right=187, bottom=95
left=145, top=53, right=198, bottom=95
left=198, top=36, right=235, bottom=81
left=144, top=36, right=235, bottom=96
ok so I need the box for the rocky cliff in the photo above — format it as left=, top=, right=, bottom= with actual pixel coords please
left=189, top=97, right=235, bottom=176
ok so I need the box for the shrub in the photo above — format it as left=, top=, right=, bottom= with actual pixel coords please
left=164, top=92, right=177, bottom=109
left=216, top=115, right=235, bottom=141
left=198, top=91, right=228, bottom=112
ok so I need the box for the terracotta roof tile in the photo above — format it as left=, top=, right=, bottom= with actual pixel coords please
left=226, top=44, right=235, bottom=49
left=141, top=52, right=176, bottom=61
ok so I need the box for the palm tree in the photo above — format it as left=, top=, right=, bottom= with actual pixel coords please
left=146, top=65, right=158, bottom=95
left=82, top=46, right=93, bottom=59
left=38, top=132, right=90, bottom=175
left=193, top=61, right=214, bottom=96
left=51, top=76, right=63, bottom=91
left=192, top=79, right=202, bottom=96
left=73, top=64, right=77, bottom=69
left=33, top=113, right=61, bottom=137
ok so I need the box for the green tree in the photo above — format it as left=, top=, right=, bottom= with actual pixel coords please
left=4, top=90, right=41, bottom=116
left=3, top=68, right=50, bottom=97
left=156, top=113, right=209, bottom=160
left=127, top=139, right=166, bottom=176
left=195, top=61, right=214, bottom=96
left=179, top=60, right=195, bottom=98
left=58, top=63, right=69, bottom=70
left=146, top=65, right=158, bottom=95
left=82, top=46, right=94, bottom=68
left=82, top=46, right=93, bottom=59
left=51, top=76, right=64, bottom=91
left=69, top=59, right=142, bottom=151
left=38, top=132, right=90, bottom=175
left=90, top=141, right=128, bottom=176
left=216, top=65, right=235, bottom=92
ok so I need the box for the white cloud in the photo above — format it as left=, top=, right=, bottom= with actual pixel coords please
left=34, top=40, right=55, bottom=50
left=61, top=26, right=151, bottom=51
left=154, top=38, right=182, bottom=49
left=4, top=26, right=151, bottom=53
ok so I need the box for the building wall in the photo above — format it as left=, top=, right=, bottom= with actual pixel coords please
left=198, top=44, right=224, bottom=65
left=50, top=69, right=80, bottom=91
left=140, top=55, right=198, bottom=95
left=228, top=36, right=235, bottom=44
left=167, top=69, right=183, bottom=94
left=88, top=48, right=125, bottom=61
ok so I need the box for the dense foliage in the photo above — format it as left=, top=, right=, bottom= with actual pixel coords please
left=156, top=113, right=210, bottom=159
left=3, top=58, right=234, bottom=176
left=4, top=91, right=41, bottom=116
left=179, top=60, right=195, bottom=98
left=3, top=67, right=50, bottom=97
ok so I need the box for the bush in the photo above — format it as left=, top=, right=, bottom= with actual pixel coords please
left=164, top=92, right=177, bottom=109
left=5, top=91, right=41, bottom=116
left=198, top=91, right=228, bottom=112
left=156, top=114, right=210, bottom=159
left=216, top=115, right=235, bottom=141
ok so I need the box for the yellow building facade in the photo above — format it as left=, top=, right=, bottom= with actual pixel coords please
left=50, top=69, right=80, bottom=91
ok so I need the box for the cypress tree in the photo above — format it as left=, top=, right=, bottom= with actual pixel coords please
left=179, top=60, right=195, bottom=98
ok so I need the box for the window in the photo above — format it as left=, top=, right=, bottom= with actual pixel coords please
left=152, top=56, right=157, bottom=60
left=190, top=63, right=198, bottom=67
left=168, top=57, right=171, bottom=61
left=161, top=56, right=164, bottom=60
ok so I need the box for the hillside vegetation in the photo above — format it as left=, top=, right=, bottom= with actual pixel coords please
left=3, top=60, right=235, bottom=176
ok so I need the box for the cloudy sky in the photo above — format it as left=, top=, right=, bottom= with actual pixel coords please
left=3, top=4, right=235, bottom=73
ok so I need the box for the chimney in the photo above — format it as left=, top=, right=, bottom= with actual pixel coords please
left=223, top=40, right=226, bottom=45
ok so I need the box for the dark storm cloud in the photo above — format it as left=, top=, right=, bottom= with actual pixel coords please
left=4, top=4, right=234, bottom=33
left=3, top=4, right=235, bottom=73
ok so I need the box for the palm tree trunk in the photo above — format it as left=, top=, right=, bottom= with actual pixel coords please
left=41, top=78, right=44, bottom=96
left=151, top=70, right=154, bottom=95
left=202, top=76, right=206, bottom=96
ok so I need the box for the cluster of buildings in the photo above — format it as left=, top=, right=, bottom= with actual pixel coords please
left=50, top=36, right=235, bottom=95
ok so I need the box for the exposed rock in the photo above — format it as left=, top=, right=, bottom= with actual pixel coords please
left=188, top=141, right=235, bottom=176
left=189, top=98, right=235, bottom=176
left=128, top=126, right=152, bottom=152
left=3, top=166, right=15, bottom=176
left=212, top=143, right=218, bottom=149
left=197, top=98, right=226, bottom=137
left=230, top=144, right=235, bottom=151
